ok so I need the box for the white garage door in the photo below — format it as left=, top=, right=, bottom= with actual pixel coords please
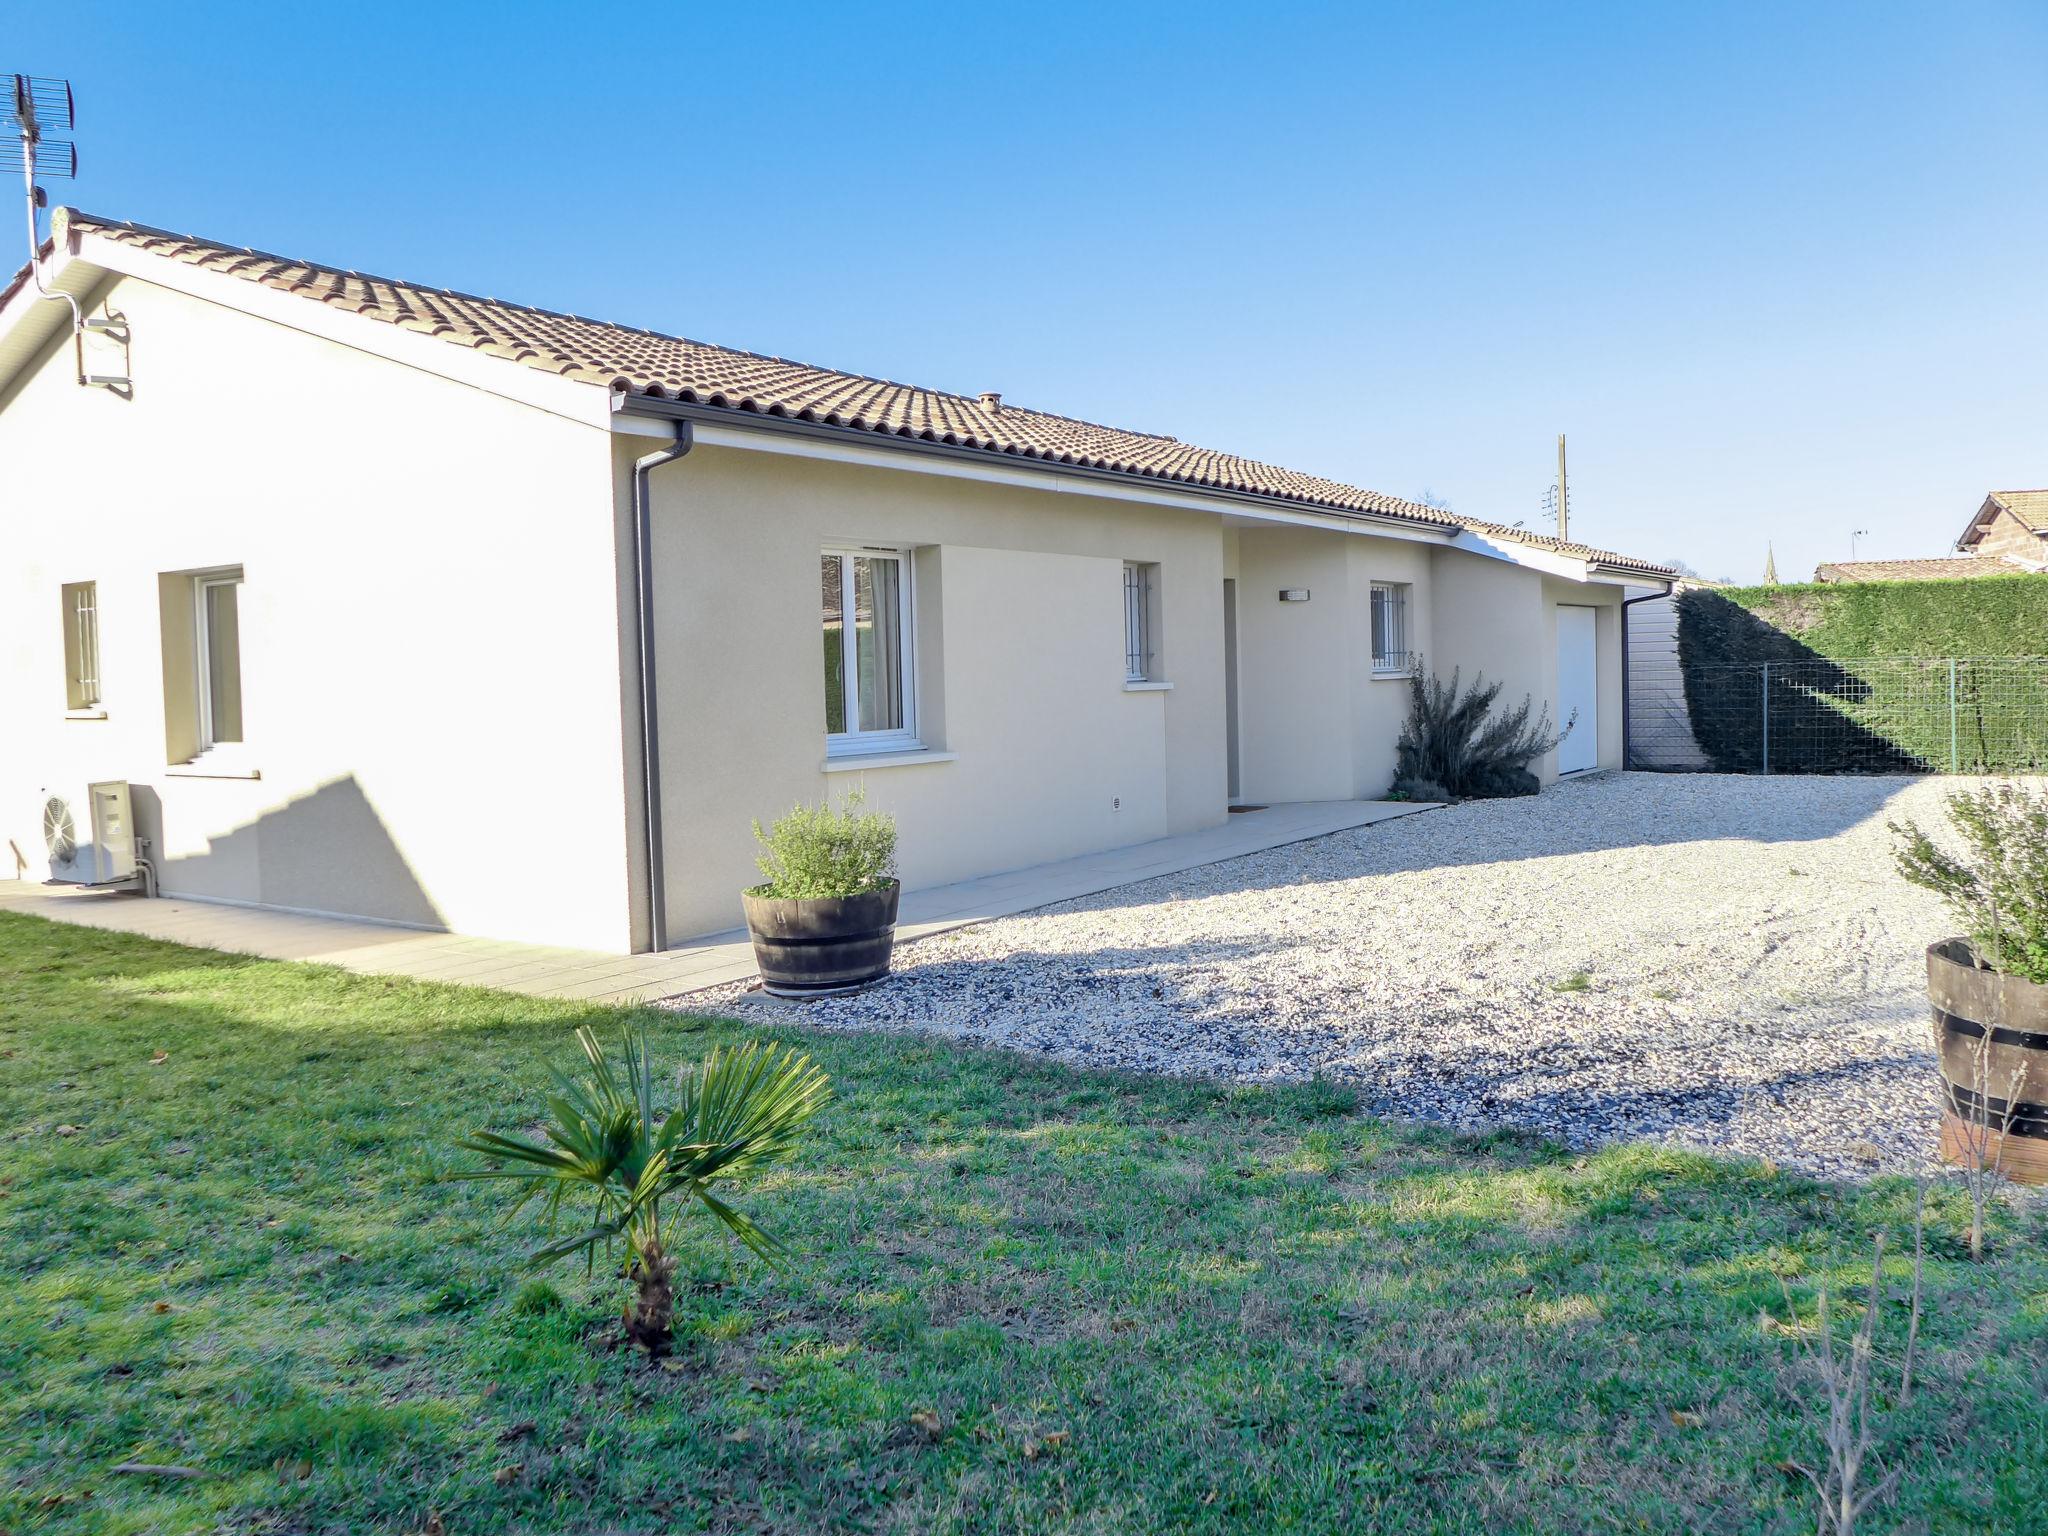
left=1556, top=606, right=1598, bottom=774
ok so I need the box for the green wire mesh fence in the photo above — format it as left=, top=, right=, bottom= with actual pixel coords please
left=1631, top=656, right=2048, bottom=775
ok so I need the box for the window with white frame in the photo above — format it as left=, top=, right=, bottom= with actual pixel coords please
left=1370, top=582, right=1411, bottom=674
left=60, top=581, right=101, bottom=710
left=821, top=548, right=916, bottom=753
left=1123, top=561, right=1161, bottom=682
left=194, top=569, right=245, bottom=749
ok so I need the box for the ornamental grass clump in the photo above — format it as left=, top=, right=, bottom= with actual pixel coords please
left=454, top=1025, right=831, bottom=1356
left=750, top=791, right=898, bottom=900
left=1392, top=663, right=1571, bottom=801
left=1892, top=782, right=2048, bottom=984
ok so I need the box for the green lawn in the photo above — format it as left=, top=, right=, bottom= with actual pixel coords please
left=5, top=912, right=2047, bottom=1535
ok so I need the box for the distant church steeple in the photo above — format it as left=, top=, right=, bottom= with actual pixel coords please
left=1763, top=543, right=1780, bottom=585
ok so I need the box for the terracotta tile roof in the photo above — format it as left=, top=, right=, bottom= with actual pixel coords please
left=1988, top=490, right=2048, bottom=533
left=41, top=211, right=1676, bottom=577
left=1812, top=555, right=2037, bottom=583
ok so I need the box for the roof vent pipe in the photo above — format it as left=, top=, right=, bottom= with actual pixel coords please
left=978, top=391, right=1001, bottom=412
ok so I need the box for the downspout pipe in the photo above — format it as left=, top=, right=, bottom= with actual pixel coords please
left=1619, top=583, right=1676, bottom=771
left=632, top=421, right=693, bottom=952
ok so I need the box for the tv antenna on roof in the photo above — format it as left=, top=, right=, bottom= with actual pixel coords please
left=3, top=73, right=112, bottom=386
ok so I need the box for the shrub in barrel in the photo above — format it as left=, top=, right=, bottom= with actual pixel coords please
left=1894, top=784, right=2048, bottom=1182
left=743, top=792, right=900, bottom=998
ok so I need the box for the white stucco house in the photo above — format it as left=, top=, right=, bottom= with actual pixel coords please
left=0, top=211, right=1674, bottom=953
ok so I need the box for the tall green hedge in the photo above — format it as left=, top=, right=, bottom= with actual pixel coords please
left=1700, top=573, right=2048, bottom=659
left=1674, top=575, right=2048, bottom=773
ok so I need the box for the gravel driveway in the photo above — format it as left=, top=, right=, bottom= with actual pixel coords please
left=694, top=774, right=2016, bottom=1181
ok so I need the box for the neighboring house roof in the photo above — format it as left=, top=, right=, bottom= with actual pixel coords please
left=9, top=210, right=1674, bottom=579
left=1812, top=555, right=2037, bottom=583
left=1986, top=489, right=2048, bottom=533
left=1954, top=488, right=2048, bottom=552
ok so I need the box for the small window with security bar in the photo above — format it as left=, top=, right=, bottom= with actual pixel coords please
left=1370, top=582, right=1412, bottom=675
left=61, top=581, right=101, bottom=710
left=1123, top=561, right=1161, bottom=683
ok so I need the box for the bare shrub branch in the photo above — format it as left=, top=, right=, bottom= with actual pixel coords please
left=1778, top=1198, right=1926, bottom=1536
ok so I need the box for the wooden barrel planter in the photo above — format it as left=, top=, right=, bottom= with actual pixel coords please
left=742, top=881, right=900, bottom=999
left=1929, top=938, right=2048, bottom=1185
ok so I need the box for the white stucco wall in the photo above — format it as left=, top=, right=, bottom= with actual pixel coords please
left=633, top=437, right=1639, bottom=939
left=0, top=261, right=1642, bottom=957
left=1228, top=525, right=1436, bottom=801
left=1425, top=549, right=1625, bottom=781
left=0, top=273, right=637, bottom=949
left=626, top=436, right=1646, bottom=937
left=636, top=441, right=1230, bottom=940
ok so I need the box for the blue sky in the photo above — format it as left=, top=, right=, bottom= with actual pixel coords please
left=15, top=1, right=2047, bottom=581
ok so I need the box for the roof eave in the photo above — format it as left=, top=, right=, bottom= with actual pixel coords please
left=0, top=238, right=105, bottom=397
left=34, top=223, right=618, bottom=428
left=610, top=389, right=1471, bottom=545
left=619, top=392, right=1677, bottom=580
left=1588, top=561, right=1678, bottom=586
left=1445, top=526, right=1672, bottom=587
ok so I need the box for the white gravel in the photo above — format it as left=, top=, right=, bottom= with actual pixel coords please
left=687, top=774, right=2027, bottom=1182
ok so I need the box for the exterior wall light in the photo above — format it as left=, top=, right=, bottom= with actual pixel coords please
left=1278, top=588, right=1311, bottom=603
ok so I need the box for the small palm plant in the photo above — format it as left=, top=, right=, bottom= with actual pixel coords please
left=454, top=1025, right=832, bottom=1356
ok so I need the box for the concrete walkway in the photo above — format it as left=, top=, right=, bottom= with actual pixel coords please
left=0, top=799, right=1435, bottom=1004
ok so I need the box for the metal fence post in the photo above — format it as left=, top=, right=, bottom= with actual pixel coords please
left=1949, top=657, right=1959, bottom=773
left=1760, top=661, right=1770, bottom=774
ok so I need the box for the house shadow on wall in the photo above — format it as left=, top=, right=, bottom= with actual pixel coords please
left=134, top=774, right=445, bottom=931
left=1674, top=592, right=1928, bottom=774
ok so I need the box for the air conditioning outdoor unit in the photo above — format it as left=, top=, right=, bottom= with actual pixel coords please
left=40, top=780, right=141, bottom=886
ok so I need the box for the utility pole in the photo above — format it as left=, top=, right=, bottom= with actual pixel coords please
left=1556, top=434, right=1569, bottom=542
left=1851, top=527, right=1869, bottom=561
